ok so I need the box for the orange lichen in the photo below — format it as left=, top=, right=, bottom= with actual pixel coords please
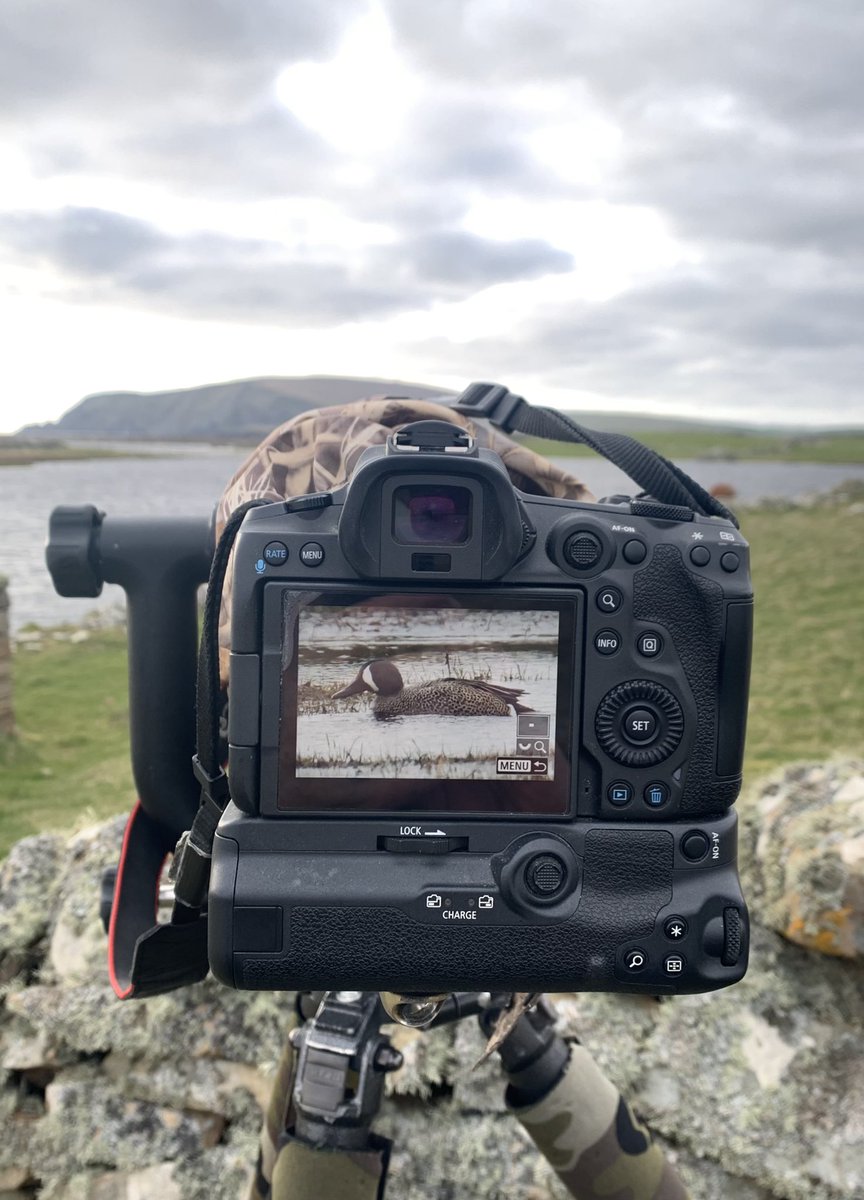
left=785, top=906, right=855, bottom=958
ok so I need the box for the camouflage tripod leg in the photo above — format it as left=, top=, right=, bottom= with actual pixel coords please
left=252, top=1008, right=689, bottom=1200
left=249, top=1016, right=389, bottom=1200
left=511, top=1043, right=690, bottom=1200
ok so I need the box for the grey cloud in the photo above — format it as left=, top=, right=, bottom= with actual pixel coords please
left=0, top=0, right=359, bottom=116
left=0, top=206, right=573, bottom=323
left=409, top=249, right=864, bottom=422
left=0, top=0, right=357, bottom=201
left=384, top=231, right=572, bottom=287
left=384, top=0, right=864, bottom=257
left=0, top=208, right=162, bottom=274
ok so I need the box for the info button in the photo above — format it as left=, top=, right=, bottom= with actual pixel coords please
left=594, top=629, right=621, bottom=655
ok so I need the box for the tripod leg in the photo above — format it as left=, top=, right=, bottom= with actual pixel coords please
left=271, top=1138, right=389, bottom=1200
left=250, top=1019, right=299, bottom=1200
left=510, top=1043, right=689, bottom=1200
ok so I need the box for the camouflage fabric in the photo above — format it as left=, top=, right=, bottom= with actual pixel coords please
left=249, top=1020, right=299, bottom=1200
left=270, top=1139, right=388, bottom=1200
left=511, top=1044, right=690, bottom=1200
left=248, top=1018, right=389, bottom=1200
left=216, top=395, right=592, bottom=685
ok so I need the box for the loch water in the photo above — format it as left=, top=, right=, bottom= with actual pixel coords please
left=1, top=444, right=861, bottom=632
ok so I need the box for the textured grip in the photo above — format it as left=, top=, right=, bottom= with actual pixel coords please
left=634, top=546, right=739, bottom=813
left=722, top=907, right=743, bottom=966
left=238, top=830, right=674, bottom=993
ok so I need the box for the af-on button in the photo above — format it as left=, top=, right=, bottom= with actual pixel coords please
left=681, top=830, right=709, bottom=861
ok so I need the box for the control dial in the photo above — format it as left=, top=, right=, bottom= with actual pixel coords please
left=595, top=680, right=684, bottom=767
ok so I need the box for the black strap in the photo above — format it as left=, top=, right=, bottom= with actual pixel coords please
left=451, top=381, right=738, bottom=528
left=107, top=802, right=209, bottom=998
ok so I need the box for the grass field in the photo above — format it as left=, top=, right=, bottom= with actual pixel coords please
left=518, top=429, right=864, bottom=464
left=0, top=442, right=148, bottom=467
left=0, top=492, right=861, bottom=858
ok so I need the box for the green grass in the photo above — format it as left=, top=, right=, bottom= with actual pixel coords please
left=0, top=446, right=148, bottom=467
left=740, top=494, right=863, bottom=778
left=0, top=630, right=135, bottom=853
left=0, top=494, right=861, bottom=858
left=518, top=430, right=864, bottom=464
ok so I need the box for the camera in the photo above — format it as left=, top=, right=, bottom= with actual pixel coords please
left=207, top=416, right=751, bottom=996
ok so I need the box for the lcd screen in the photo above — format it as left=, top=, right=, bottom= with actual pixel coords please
left=275, top=592, right=577, bottom=814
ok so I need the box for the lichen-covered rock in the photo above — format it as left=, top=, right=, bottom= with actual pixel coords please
left=0, top=831, right=65, bottom=976
left=747, top=761, right=864, bottom=958
left=0, top=765, right=862, bottom=1199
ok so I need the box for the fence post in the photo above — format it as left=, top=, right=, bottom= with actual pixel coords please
left=0, top=577, right=13, bottom=737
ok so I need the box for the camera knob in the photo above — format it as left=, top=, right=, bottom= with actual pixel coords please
left=46, top=505, right=104, bottom=597
left=595, top=680, right=684, bottom=767
left=524, top=853, right=567, bottom=898
left=563, top=531, right=603, bottom=570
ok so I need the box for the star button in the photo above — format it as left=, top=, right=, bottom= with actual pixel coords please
left=663, top=916, right=689, bottom=940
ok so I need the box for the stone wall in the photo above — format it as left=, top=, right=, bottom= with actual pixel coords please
left=0, top=578, right=12, bottom=737
left=0, top=761, right=862, bottom=1199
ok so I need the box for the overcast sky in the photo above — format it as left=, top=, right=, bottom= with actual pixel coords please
left=1, top=0, right=862, bottom=432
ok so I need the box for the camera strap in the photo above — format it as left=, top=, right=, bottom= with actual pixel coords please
left=451, top=382, right=739, bottom=527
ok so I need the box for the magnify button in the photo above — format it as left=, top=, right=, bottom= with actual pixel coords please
left=596, top=587, right=623, bottom=613
left=625, top=948, right=648, bottom=971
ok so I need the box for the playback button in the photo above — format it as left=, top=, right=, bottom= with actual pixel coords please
left=607, top=781, right=633, bottom=806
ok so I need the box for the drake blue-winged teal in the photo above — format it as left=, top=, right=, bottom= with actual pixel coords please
left=332, top=659, right=534, bottom=719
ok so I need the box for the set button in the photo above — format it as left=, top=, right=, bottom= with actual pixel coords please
left=622, top=708, right=658, bottom=744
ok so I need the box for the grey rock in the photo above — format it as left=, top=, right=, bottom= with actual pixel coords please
left=745, top=760, right=864, bottom=959
left=34, top=1073, right=225, bottom=1172
left=0, top=832, right=65, bottom=964
left=1, top=765, right=863, bottom=1199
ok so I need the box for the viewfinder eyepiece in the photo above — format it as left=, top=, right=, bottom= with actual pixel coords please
left=393, top=485, right=472, bottom=545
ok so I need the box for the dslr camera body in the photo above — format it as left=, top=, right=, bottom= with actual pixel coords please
left=209, top=416, right=752, bottom=996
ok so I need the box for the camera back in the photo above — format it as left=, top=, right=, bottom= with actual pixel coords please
left=209, top=419, right=751, bottom=996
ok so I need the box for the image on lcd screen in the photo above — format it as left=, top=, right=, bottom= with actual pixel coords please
left=293, top=604, right=560, bottom=782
